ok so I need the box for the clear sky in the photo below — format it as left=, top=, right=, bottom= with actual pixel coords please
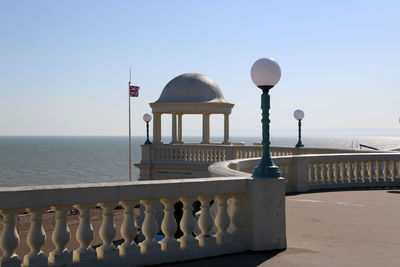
left=0, top=0, right=399, bottom=137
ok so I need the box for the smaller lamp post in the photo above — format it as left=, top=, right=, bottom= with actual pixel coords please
left=294, top=109, right=305, bottom=148
left=251, top=58, right=281, bottom=178
left=143, top=113, right=152, bottom=145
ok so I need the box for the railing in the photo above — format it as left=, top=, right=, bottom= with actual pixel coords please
left=208, top=152, right=400, bottom=193
left=0, top=177, right=286, bottom=267
left=141, top=144, right=365, bottom=164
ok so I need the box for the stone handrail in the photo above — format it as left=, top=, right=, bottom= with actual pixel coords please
left=0, top=177, right=286, bottom=267
left=208, top=152, right=400, bottom=193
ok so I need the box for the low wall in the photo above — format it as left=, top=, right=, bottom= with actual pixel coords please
left=0, top=177, right=286, bottom=267
left=208, top=152, right=400, bottom=193
left=136, top=144, right=366, bottom=180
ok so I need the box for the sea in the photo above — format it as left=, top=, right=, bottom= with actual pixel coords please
left=0, top=135, right=399, bottom=187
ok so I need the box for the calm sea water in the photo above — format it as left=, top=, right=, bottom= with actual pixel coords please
left=0, top=135, right=399, bottom=187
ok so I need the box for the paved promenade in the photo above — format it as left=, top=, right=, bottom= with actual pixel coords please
left=165, top=189, right=400, bottom=267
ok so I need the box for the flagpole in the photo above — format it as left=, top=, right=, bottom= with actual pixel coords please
left=128, top=69, right=132, bottom=182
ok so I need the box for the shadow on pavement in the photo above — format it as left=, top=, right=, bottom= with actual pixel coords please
left=387, top=190, right=400, bottom=194
left=156, top=249, right=285, bottom=267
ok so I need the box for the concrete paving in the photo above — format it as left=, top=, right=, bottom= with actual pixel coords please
left=163, top=189, right=400, bottom=267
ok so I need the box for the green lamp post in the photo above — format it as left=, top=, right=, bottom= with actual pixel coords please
left=143, top=113, right=152, bottom=145
left=294, top=109, right=305, bottom=148
left=251, top=58, right=281, bottom=178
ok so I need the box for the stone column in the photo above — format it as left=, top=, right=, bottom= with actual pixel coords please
left=223, top=113, right=230, bottom=144
left=171, top=112, right=177, bottom=144
left=177, top=113, right=183, bottom=144
left=202, top=112, right=210, bottom=144
left=153, top=113, right=162, bottom=144
left=245, top=177, right=287, bottom=251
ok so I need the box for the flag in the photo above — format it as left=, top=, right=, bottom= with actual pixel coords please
left=129, top=85, right=140, bottom=97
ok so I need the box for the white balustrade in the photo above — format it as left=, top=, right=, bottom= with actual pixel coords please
left=49, top=206, right=72, bottom=265
left=139, top=199, right=161, bottom=254
left=23, top=208, right=47, bottom=267
left=229, top=194, right=246, bottom=241
left=118, top=200, right=140, bottom=256
left=96, top=202, right=119, bottom=260
left=196, top=196, right=216, bottom=247
left=178, top=197, right=198, bottom=249
left=0, top=177, right=279, bottom=267
left=0, top=209, right=21, bottom=267
left=73, top=204, right=96, bottom=262
left=159, top=198, right=179, bottom=251
left=213, top=195, right=232, bottom=245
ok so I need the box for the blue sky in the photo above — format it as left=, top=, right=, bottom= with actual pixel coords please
left=0, top=0, right=399, bottom=136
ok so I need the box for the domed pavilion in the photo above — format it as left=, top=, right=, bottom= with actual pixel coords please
left=150, top=73, right=234, bottom=144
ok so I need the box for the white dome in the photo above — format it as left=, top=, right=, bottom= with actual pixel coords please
left=155, top=73, right=227, bottom=103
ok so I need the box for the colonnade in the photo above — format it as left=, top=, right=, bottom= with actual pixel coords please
left=152, top=112, right=230, bottom=145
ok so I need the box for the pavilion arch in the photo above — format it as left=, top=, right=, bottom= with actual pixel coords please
left=150, top=73, right=234, bottom=145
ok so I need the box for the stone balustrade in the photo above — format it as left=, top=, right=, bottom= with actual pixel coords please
left=142, top=144, right=364, bottom=164
left=208, top=152, right=400, bottom=193
left=0, top=177, right=286, bottom=267
left=137, top=144, right=365, bottom=180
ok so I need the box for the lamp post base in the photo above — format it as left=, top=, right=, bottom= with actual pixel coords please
left=252, top=164, right=280, bottom=179
left=144, top=140, right=152, bottom=145
left=295, top=143, right=304, bottom=148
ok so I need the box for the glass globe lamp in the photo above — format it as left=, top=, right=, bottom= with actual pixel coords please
left=143, top=113, right=152, bottom=145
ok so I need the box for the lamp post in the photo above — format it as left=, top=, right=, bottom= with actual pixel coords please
left=294, top=109, right=305, bottom=148
left=143, top=113, right=152, bottom=145
left=251, top=58, right=281, bottom=178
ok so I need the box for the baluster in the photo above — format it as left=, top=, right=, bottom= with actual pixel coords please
left=389, top=160, right=395, bottom=182
left=353, top=162, right=359, bottom=183
left=0, top=209, right=21, bottom=267
left=332, top=162, right=338, bottom=184
left=158, top=147, right=163, bottom=161
left=230, top=194, right=246, bottom=241
left=139, top=199, right=161, bottom=254
left=159, top=198, right=179, bottom=251
left=196, top=149, right=200, bottom=162
left=73, top=204, right=96, bottom=263
left=73, top=204, right=96, bottom=262
left=186, top=148, right=190, bottom=161
left=313, top=164, right=319, bottom=184
left=383, top=161, right=388, bottom=182
left=213, top=195, right=232, bottom=245
left=23, top=208, right=47, bottom=267
left=308, top=163, right=313, bottom=184
left=118, top=201, right=140, bottom=256
left=202, top=148, right=206, bottom=162
left=189, top=148, right=194, bottom=162
left=196, top=196, right=216, bottom=246
left=375, top=161, right=381, bottom=182
left=96, top=202, right=119, bottom=259
left=346, top=162, right=352, bottom=183
left=326, top=163, right=332, bottom=184
left=397, top=161, right=400, bottom=179
left=367, top=161, right=373, bottom=183
left=180, top=147, right=185, bottom=161
left=49, top=206, right=72, bottom=265
left=178, top=197, right=198, bottom=249
left=159, top=147, right=163, bottom=161
left=320, top=163, right=326, bottom=184
left=360, top=161, right=366, bottom=183
left=208, top=149, right=212, bottom=162
left=339, top=162, right=345, bottom=183
left=222, top=149, right=226, bottom=161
